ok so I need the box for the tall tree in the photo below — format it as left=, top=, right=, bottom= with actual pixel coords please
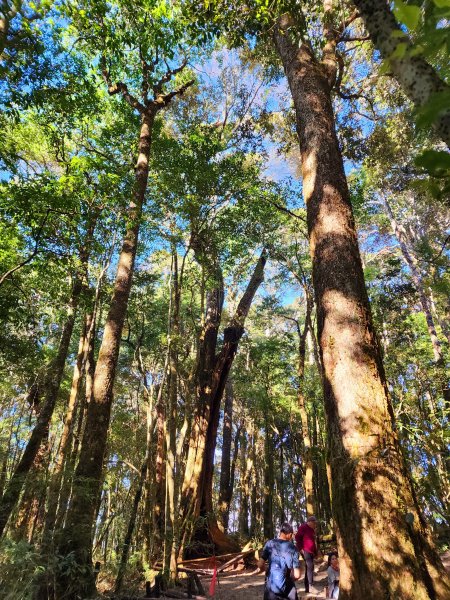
left=54, top=2, right=195, bottom=596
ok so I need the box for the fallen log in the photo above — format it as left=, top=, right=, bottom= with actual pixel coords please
left=216, top=548, right=254, bottom=574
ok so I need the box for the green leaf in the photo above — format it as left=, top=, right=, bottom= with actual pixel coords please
left=415, top=150, right=450, bottom=176
left=391, top=42, right=408, bottom=59
left=415, top=90, right=450, bottom=129
left=433, top=0, right=450, bottom=8
left=394, top=0, right=421, bottom=30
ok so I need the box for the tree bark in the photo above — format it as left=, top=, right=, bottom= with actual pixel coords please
left=274, top=13, right=450, bottom=599
left=200, top=251, right=267, bottom=517
left=218, top=379, right=234, bottom=531
left=41, top=312, right=91, bottom=550
left=56, top=112, right=155, bottom=599
left=294, top=298, right=316, bottom=517
left=179, top=247, right=225, bottom=554
left=263, top=411, right=274, bottom=540
left=238, top=432, right=250, bottom=537
left=54, top=299, right=98, bottom=534
left=0, top=275, right=83, bottom=537
left=352, top=0, right=450, bottom=148
left=164, top=245, right=180, bottom=580
left=179, top=250, right=266, bottom=555
left=13, top=429, right=50, bottom=543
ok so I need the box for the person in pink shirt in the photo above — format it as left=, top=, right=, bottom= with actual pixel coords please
left=295, top=516, right=319, bottom=595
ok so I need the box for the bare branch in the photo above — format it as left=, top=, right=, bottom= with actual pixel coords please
left=152, top=58, right=188, bottom=95
left=266, top=198, right=307, bottom=223
left=340, top=34, right=370, bottom=43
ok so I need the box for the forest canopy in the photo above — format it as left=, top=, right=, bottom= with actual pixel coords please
left=0, top=1, right=449, bottom=599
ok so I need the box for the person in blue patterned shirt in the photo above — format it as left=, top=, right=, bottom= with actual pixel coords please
left=257, top=522, right=301, bottom=600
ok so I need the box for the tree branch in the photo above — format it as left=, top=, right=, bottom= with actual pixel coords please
left=100, top=56, right=146, bottom=113
left=152, top=58, right=188, bottom=95
left=152, top=79, right=195, bottom=110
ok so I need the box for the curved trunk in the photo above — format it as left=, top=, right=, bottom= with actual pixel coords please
left=274, top=15, right=450, bottom=600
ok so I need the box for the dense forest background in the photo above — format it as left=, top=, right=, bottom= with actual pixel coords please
left=0, top=1, right=449, bottom=599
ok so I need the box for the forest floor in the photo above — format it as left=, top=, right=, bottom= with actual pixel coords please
left=202, top=564, right=329, bottom=600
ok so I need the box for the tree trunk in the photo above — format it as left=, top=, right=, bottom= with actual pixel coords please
left=178, top=245, right=225, bottom=555
left=238, top=432, right=250, bottom=537
left=263, top=412, right=274, bottom=540
left=13, top=429, right=50, bottom=543
left=114, top=459, right=147, bottom=594
left=0, top=276, right=83, bottom=537
left=164, top=245, right=180, bottom=580
left=352, top=0, right=450, bottom=148
left=56, top=113, right=155, bottom=599
left=295, top=298, right=316, bottom=517
left=250, top=430, right=262, bottom=538
left=218, top=379, right=233, bottom=531
left=274, top=14, right=450, bottom=599
left=42, top=312, right=92, bottom=551
left=181, top=251, right=266, bottom=555
left=154, top=389, right=166, bottom=549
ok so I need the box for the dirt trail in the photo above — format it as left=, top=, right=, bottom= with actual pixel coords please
left=202, top=567, right=328, bottom=600
left=210, top=552, right=450, bottom=600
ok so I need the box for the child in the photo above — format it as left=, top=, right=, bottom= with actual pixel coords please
left=326, top=552, right=339, bottom=599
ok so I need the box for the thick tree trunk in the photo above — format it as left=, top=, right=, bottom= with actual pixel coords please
left=200, top=252, right=266, bottom=515
left=13, top=429, right=50, bottom=543
left=352, top=0, right=450, bottom=148
left=218, top=379, right=234, bottom=531
left=179, top=252, right=224, bottom=554
left=198, top=252, right=267, bottom=552
left=56, top=113, right=155, bottom=599
left=180, top=251, right=266, bottom=555
left=274, top=15, right=450, bottom=600
left=54, top=302, right=97, bottom=534
left=0, top=276, right=83, bottom=537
